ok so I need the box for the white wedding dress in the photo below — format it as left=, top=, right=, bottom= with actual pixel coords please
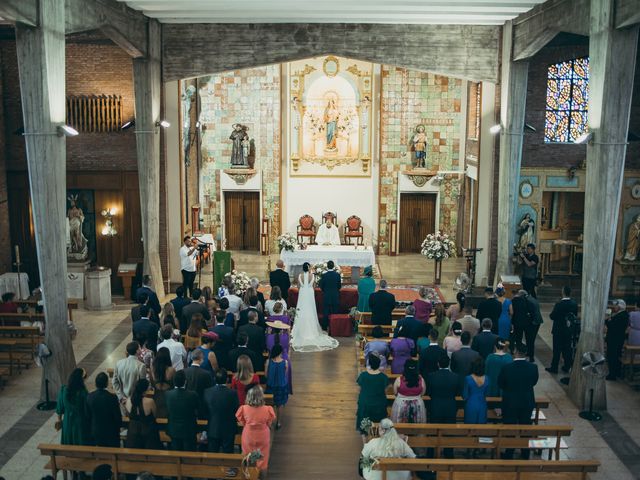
left=291, top=272, right=340, bottom=352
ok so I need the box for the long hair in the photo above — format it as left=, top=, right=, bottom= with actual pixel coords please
left=66, top=368, right=86, bottom=402
left=302, top=262, right=310, bottom=273
left=187, top=314, right=204, bottom=337
left=153, top=347, right=172, bottom=383
left=202, top=286, right=213, bottom=302
left=374, top=419, right=410, bottom=458
left=131, top=378, right=150, bottom=416
left=456, top=292, right=466, bottom=309
left=434, top=303, right=446, bottom=327
left=402, top=359, right=419, bottom=389
left=270, top=286, right=282, bottom=301
left=161, top=302, right=175, bottom=322
left=235, top=355, right=255, bottom=383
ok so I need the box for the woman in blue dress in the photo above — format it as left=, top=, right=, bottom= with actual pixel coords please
left=265, top=344, right=289, bottom=429
left=496, top=284, right=512, bottom=340
left=463, top=357, right=489, bottom=424
left=266, top=320, right=292, bottom=393
left=357, top=266, right=376, bottom=313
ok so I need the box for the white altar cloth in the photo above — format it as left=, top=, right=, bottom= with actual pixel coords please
left=281, top=245, right=375, bottom=273
left=0, top=272, right=30, bottom=300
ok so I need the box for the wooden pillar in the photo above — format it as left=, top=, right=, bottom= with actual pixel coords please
left=15, top=0, right=76, bottom=398
left=569, top=0, right=639, bottom=410
left=495, top=21, right=529, bottom=283
left=133, top=20, right=165, bottom=299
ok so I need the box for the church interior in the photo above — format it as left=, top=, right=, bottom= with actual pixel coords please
left=0, top=0, right=639, bottom=478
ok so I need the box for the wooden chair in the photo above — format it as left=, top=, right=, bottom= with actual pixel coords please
left=344, top=214, right=364, bottom=245
left=296, top=214, right=316, bottom=244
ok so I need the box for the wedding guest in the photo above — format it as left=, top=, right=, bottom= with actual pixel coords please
left=485, top=338, right=513, bottom=397
left=136, top=275, right=161, bottom=315
left=629, top=301, right=640, bottom=348
left=238, top=296, right=266, bottom=330
left=360, top=418, right=415, bottom=480
left=391, top=359, right=426, bottom=423
left=0, top=292, right=19, bottom=313
left=393, top=305, right=422, bottom=343
left=475, top=287, right=501, bottom=334
left=85, top=372, right=121, bottom=447
left=369, top=280, right=396, bottom=326
left=125, top=378, right=161, bottom=450
left=431, top=303, right=451, bottom=348
left=363, top=326, right=390, bottom=371
left=451, top=332, right=481, bottom=379
left=446, top=292, right=466, bottom=323
left=265, top=320, right=293, bottom=393
left=389, top=330, right=415, bottom=374
left=184, top=314, right=205, bottom=351
left=183, top=348, right=213, bottom=409
left=463, top=358, right=489, bottom=424
left=131, top=292, right=157, bottom=324
left=426, top=355, right=460, bottom=458
left=269, top=260, right=291, bottom=302
left=357, top=266, right=376, bottom=313
left=196, top=331, right=219, bottom=375
left=265, top=344, right=289, bottom=429
left=265, top=286, right=288, bottom=316
left=606, top=299, right=630, bottom=381
left=56, top=368, right=89, bottom=445
left=236, top=386, right=276, bottom=474
left=201, top=286, right=218, bottom=322
left=250, top=277, right=266, bottom=311
left=157, top=324, right=187, bottom=371
left=165, top=370, right=200, bottom=451
left=443, top=321, right=463, bottom=357
left=458, top=306, right=480, bottom=338
left=413, top=286, right=433, bottom=323
left=211, top=312, right=235, bottom=371
left=496, top=284, right=512, bottom=340
left=203, top=368, right=239, bottom=453
left=170, top=286, right=190, bottom=322
left=266, top=301, right=290, bottom=325
left=160, top=302, right=176, bottom=328
left=418, top=329, right=445, bottom=378
left=224, top=285, right=243, bottom=316
left=216, top=297, right=236, bottom=329
left=150, top=347, right=174, bottom=418
left=229, top=332, right=263, bottom=373
left=472, top=318, right=499, bottom=359
left=239, top=311, right=266, bottom=362
left=136, top=334, right=154, bottom=371
left=181, top=288, right=211, bottom=334
left=356, top=354, right=389, bottom=443
left=546, top=286, right=578, bottom=374
left=132, top=305, right=159, bottom=352
left=113, top=342, right=147, bottom=405
left=232, top=355, right=260, bottom=405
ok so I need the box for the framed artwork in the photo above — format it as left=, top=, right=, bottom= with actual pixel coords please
left=519, top=180, right=533, bottom=199
left=631, top=182, right=640, bottom=200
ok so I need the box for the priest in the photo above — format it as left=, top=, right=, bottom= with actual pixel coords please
left=316, top=216, right=341, bottom=246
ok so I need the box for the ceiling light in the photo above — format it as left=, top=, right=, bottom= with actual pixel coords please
left=489, top=124, right=502, bottom=134
left=156, top=120, right=170, bottom=128
left=575, top=132, right=593, bottom=144
left=524, top=123, right=537, bottom=132
left=57, top=125, right=79, bottom=137
left=121, top=120, right=135, bottom=130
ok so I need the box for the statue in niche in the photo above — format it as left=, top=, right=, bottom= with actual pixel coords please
left=516, top=213, right=536, bottom=251
left=411, top=124, right=428, bottom=168
left=67, top=194, right=88, bottom=261
left=623, top=215, right=640, bottom=261
left=229, top=124, right=250, bottom=167
left=324, top=98, right=339, bottom=152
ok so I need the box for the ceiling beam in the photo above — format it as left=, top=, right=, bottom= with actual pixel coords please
left=0, top=0, right=37, bottom=27
left=615, top=0, right=640, bottom=28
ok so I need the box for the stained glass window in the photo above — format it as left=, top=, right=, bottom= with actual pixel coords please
left=544, top=57, right=589, bottom=143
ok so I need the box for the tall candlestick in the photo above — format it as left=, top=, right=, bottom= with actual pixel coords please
left=14, top=245, right=20, bottom=264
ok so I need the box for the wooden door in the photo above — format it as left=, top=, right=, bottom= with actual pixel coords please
left=224, top=192, right=260, bottom=251
left=399, top=193, right=437, bottom=253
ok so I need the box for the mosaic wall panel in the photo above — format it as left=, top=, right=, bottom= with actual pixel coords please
left=197, top=66, right=281, bottom=247
left=378, top=67, right=463, bottom=254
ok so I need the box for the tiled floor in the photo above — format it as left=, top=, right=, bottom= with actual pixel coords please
left=0, top=253, right=638, bottom=479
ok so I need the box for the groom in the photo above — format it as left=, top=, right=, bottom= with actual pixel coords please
left=319, top=260, right=341, bottom=331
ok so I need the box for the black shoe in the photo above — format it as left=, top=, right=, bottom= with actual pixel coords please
left=561, top=366, right=571, bottom=373
left=545, top=367, right=558, bottom=374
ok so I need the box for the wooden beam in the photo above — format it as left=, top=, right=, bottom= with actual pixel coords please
left=162, top=23, right=501, bottom=83
left=0, top=0, right=37, bottom=26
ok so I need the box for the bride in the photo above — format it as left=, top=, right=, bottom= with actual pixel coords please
left=291, top=262, right=339, bottom=352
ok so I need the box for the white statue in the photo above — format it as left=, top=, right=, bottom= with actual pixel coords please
left=517, top=213, right=535, bottom=251
left=67, top=194, right=88, bottom=260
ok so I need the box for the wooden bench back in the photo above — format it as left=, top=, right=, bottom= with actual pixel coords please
left=38, top=443, right=259, bottom=480
left=0, top=313, right=34, bottom=326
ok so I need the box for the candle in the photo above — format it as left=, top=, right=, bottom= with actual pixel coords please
left=14, top=245, right=20, bottom=264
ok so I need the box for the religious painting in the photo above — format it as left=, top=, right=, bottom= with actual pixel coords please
left=289, top=56, right=373, bottom=177
left=66, top=189, right=96, bottom=263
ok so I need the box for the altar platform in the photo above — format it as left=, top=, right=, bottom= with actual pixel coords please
left=280, top=245, right=375, bottom=281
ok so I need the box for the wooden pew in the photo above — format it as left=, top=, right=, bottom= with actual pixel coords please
left=384, top=395, right=550, bottom=424
left=358, top=324, right=395, bottom=335
left=0, top=326, right=41, bottom=354
left=120, top=416, right=245, bottom=446
left=38, top=443, right=259, bottom=480
left=390, top=423, right=572, bottom=460
left=106, top=368, right=268, bottom=385
left=357, top=310, right=406, bottom=325
left=373, top=458, right=599, bottom=480
left=0, top=313, right=33, bottom=327
left=622, top=345, right=640, bottom=384
left=19, top=299, right=78, bottom=321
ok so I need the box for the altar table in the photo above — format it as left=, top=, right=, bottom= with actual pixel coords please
left=280, top=245, right=375, bottom=282
left=0, top=272, right=30, bottom=300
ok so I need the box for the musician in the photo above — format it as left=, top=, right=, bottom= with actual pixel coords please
left=180, top=236, right=198, bottom=297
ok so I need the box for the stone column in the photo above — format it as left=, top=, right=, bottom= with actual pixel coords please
left=494, top=21, right=529, bottom=284
left=569, top=0, right=639, bottom=410
left=15, top=0, right=76, bottom=398
left=133, top=20, right=165, bottom=299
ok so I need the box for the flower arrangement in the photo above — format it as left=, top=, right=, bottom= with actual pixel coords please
left=286, top=306, right=297, bottom=322
left=225, top=270, right=251, bottom=296
left=420, top=231, right=456, bottom=260
left=277, top=232, right=299, bottom=252
left=359, top=417, right=374, bottom=436
left=312, top=262, right=341, bottom=286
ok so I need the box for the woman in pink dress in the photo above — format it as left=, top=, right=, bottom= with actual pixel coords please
left=236, top=385, right=276, bottom=474
left=413, top=286, right=433, bottom=323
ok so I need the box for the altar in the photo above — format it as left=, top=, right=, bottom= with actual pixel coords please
left=280, top=245, right=376, bottom=282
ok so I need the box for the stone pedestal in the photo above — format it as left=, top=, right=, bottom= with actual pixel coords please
left=85, top=267, right=112, bottom=311
left=67, top=260, right=90, bottom=300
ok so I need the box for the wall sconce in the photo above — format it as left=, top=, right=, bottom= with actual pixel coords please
left=101, top=207, right=118, bottom=236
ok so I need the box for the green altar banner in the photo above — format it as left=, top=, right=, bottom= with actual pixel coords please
left=213, top=251, right=232, bottom=290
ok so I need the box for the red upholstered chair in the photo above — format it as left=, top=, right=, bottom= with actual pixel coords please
left=344, top=215, right=364, bottom=245
left=297, top=214, right=316, bottom=244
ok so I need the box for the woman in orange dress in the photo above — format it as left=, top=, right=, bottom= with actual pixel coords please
left=236, top=385, right=276, bottom=475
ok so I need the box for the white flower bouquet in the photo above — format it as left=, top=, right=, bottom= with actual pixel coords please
left=420, top=231, right=456, bottom=260
left=312, top=262, right=341, bottom=286
left=225, top=269, right=252, bottom=296
left=277, top=232, right=299, bottom=252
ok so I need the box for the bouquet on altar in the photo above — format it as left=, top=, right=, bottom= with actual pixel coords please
left=225, top=270, right=251, bottom=295
left=421, top=231, right=456, bottom=260
left=277, top=232, right=299, bottom=252
left=312, top=262, right=341, bottom=285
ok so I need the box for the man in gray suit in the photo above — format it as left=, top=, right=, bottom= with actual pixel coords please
left=451, top=331, right=481, bottom=378
left=112, top=341, right=146, bottom=407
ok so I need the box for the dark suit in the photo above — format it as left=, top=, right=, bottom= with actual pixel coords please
left=238, top=307, right=265, bottom=330
left=184, top=365, right=213, bottom=414
left=170, top=296, right=191, bottom=322
left=319, top=269, right=341, bottom=330
left=450, top=346, right=481, bottom=378
left=238, top=323, right=266, bottom=364
left=426, top=368, right=460, bottom=458
left=549, top=298, right=578, bottom=371
left=228, top=346, right=263, bottom=373
left=181, top=301, right=211, bottom=334
left=471, top=330, right=499, bottom=359
left=269, top=269, right=291, bottom=302
left=498, top=359, right=539, bottom=459
left=476, top=297, right=502, bottom=335
left=130, top=305, right=158, bottom=325
left=132, top=318, right=159, bottom=351
left=164, top=387, right=200, bottom=451
left=85, top=388, right=121, bottom=447
left=203, top=385, right=239, bottom=453
left=393, top=316, right=422, bottom=343
left=211, top=324, right=235, bottom=370
left=136, top=286, right=161, bottom=315
left=368, top=290, right=396, bottom=326
left=419, top=344, right=446, bottom=378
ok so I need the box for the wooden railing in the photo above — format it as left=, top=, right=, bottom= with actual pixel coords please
left=66, top=94, right=123, bottom=133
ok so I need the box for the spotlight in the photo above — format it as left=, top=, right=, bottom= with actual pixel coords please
left=524, top=123, right=537, bottom=132
left=14, top=126, right=24, bottom=135
left=121, top=120, right=135, bottom=130
left=156, top=120, right=170, bottom=128
left=57, top=125, right=79, bottom=137
left=489, top=124, right=502, bottom=134
left=575, top=132, right=593, bottom=144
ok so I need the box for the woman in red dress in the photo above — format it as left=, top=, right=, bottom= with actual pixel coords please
left=231, top=354, right=260, bottom=405
left=236, top=385, right=276, bottom=474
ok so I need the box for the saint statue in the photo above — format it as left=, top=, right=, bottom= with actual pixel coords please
left=316, top=216, right=341, bottom=246
left=412, top=124, right=428, bottom=168
left=623, top=215, right=640, bottom=261
left=324, top=99, right=338, bottom=151
left=517, top=213, right=535, bottom=251
left=229, top=124, right=249, bottom=167
left=67, top=195, right=88, bottom=260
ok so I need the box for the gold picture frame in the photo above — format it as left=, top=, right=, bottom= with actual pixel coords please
left=323, top=55, right=340, bottom=77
